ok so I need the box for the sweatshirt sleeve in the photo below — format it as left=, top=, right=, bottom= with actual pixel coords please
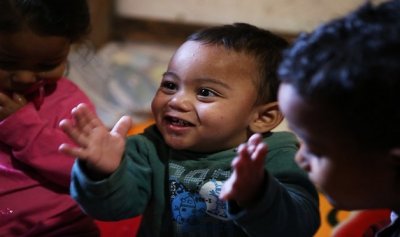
left=70, top=135, right=154, bottom=220
left=0, top=78, right=95, bottom=188
left=227, top=137, right=320, bottom=237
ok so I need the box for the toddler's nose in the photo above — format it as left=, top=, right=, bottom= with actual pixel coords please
left=168, top=93, right=192, bottom=112
left=11, top=71, right=37, bottom=84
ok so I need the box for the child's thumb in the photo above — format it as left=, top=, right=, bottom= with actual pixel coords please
left=112, top=115, right=132, bottom=137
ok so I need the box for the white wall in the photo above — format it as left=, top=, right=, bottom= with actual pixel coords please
left=116, top=0, right=386, bottom=34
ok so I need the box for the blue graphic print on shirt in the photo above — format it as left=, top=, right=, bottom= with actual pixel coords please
left=169, top=161, right=238, bottom=236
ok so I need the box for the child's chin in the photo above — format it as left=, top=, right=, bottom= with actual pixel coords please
left=167, top=142, right=188, bottom=151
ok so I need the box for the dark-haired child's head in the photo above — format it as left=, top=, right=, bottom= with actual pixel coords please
left=278, top=0, right=400, bottom=210
left=151, top=23, right=289, bottom=153
left=0, top=0, right=90, bottom=111
left=0, top=0, right=90, bottom=42
left=188, top=23, right=289, bottom=105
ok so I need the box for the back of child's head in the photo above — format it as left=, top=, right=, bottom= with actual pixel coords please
left=278, top=0, right=400, bottom=150
left=0, top=0, right=90, bottom=43
left=188, top=23, right=289, bottom=104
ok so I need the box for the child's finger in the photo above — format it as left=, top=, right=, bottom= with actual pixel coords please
left=58, top=143, right=87, bottom=160
left=232, top=144, right=251, bottom=169
left=248, top=133, right=262, bottom=144
left=12, top=93, right=27, bottom=105
left=72, top=104, right=94, bottom=130
left=247, top=133, right=262, bottom=154
left=231, top=144, right=246, bottom=167
left=252, top=143, right=267, bottom=167
left=59, top=119, right=73, bottom=134
left=59, top=119, right=89, bottom=147
left=111, top=116, right=132, bottom=137
left=72, top=104, right=104, bottom=135
left=219, top=173, right=236, bottom=200
left=76, top=104, right=101, bottom=126
left=230, top=156, right=240, bottom=167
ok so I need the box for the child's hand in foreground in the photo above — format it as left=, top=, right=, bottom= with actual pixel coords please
left=0, top=92, right=27, bottom=120
left=58, top=103, right=132, bottom=176
left=219, top=133, right=267, bottom=207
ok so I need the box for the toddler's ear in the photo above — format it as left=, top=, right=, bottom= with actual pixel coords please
left=249, top=102, right=283, bottom=134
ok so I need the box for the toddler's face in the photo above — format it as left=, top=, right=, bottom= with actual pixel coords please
left=278, top=83, right=392, bottom=210
left=151, top=41, right=260, bottom=153
left=0, top=30, right=70, bottom=96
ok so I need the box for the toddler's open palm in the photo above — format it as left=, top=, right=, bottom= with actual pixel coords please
left=59, top=103, right=132, bottom=175
left=220, top=133, right=267, bottom=207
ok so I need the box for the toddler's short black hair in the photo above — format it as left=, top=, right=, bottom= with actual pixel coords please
left=189, top=23, right=289, bottom=104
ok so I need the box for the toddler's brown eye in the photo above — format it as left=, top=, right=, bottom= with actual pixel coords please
left=198, top=88, right=215, bottom=97
left=161, top=81, right=176, bottom=90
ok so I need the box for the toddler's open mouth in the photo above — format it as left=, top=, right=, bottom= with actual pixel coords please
left=165, top=116, right=194, bottom=127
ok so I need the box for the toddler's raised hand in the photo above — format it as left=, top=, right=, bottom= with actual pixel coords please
left=59, top=103, right=132, bottom=177
left=219, top=133, right=267, bottom=207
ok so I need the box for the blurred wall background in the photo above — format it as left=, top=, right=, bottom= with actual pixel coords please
left=88, top=0, right=386, bottom=49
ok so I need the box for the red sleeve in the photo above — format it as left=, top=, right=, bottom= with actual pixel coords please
left=0, top=78, right=96, bottom=188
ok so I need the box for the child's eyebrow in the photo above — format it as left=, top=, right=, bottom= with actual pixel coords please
left=162, top=71, right=176, bottom=78
left=193, top=77, right=231, bottom=89
left=162, top=71, right=231, bottom=89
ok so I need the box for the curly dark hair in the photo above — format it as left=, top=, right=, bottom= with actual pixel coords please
left=0, top=0, right=91, bottom=42
left=188, top=23, right=289, bottom=105
left=278, top=0, right=400, bottom=149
